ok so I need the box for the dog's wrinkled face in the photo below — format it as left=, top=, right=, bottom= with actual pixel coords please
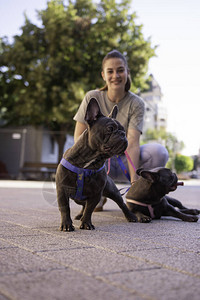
left=88, top=117, right=128, bottom=155
left=85, top=98, right=128, bottom=156
left=126, top=167, right=184, bottom=205
left=137, top=167, right=180, bottom=194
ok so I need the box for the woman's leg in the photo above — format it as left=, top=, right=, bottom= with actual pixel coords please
left=139, top=143, right=169, bottom=169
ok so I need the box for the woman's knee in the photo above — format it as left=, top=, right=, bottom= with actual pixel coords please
left=140, top=143, right=169, bottom=169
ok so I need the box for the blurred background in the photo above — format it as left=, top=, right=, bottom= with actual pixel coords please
left=0, top=0, right=200, bottom=180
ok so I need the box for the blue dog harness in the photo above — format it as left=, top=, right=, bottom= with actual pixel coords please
left=60, top=158, right=105, bottom=201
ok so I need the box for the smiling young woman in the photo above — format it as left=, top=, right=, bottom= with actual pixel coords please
left=101, top=57, right=129, bottom=102
left=73, top=49, right=168, bottom=211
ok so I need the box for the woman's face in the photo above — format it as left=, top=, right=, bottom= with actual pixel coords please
left=101, top=58, right=128, bottom=92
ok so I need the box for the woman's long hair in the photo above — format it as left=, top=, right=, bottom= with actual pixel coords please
left=100, top=50, right=131, bottom=92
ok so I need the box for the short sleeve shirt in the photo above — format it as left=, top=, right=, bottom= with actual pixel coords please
left=73, top=90, right=145, bottom=134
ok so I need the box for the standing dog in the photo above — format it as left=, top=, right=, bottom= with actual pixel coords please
left=126, top=167, right=199, bottom=222
left=56, top=98, right=137, bottom=231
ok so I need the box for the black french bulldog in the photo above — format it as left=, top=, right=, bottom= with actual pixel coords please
left=126, top=167, right=200, bottom=223
left=56, top=98, right=137, bottom=231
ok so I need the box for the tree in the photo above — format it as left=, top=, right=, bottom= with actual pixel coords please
left=142, top=128, right=184, bottom=155
left=0, top=0, right=156, bottom=161
left=174, top=154, right=194, bottom=174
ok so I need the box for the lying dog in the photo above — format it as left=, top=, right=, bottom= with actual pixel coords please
left=56, top=98, right=137, bottom=231
left=126, top=167, right=200, bottom=222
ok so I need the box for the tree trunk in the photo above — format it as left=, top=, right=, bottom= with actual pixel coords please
left=54, top=133, right=67, bottom=163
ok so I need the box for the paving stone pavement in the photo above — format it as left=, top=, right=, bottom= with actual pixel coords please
left=0, top=179, right=199, bottom=300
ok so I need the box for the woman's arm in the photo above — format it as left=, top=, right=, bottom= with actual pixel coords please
left=74, top=121, right=87, bottom=143
left=126, top=128, right=141, bottom=182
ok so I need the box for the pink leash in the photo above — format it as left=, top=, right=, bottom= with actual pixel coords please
left=124, top=150, right=136, bottom=172
left=107, top=158, right=111, bottom=175
left=126, top=198, right=155, bottom=219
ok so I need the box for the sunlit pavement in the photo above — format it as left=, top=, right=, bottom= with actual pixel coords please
left=0, top=179, right=200, bottom=300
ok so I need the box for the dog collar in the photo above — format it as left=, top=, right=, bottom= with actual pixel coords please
left=126, top=198, right=155, bottom=219
left=60, top=158, right=105, bottom=200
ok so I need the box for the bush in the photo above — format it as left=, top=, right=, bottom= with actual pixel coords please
left=174, top=154, right=194, bottom=174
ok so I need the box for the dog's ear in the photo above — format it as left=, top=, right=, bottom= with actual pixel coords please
left=136, top=168, right=144, bottom=176
left=108, top=105, right=118, bottom=119
left=85, top=98, right=103, bottom=125
left=139, top=170, right=160, bottom=183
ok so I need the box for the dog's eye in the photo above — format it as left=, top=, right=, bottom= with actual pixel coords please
left=107, top=126, right=114, bottom=133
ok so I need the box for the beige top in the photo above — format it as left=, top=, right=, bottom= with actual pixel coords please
left=73, top=90, right=145, bottom=134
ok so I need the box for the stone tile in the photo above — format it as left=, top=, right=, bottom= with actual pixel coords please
left=102, top=268, right=200, bottom=300
left=118, top=247, right=200, bottom=276
left=0, top=268, right=142, bottom=300
left=0, top=242, right=65, bottom=276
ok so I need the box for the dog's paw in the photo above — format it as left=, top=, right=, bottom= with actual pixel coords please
left=136, top=213, right=152, bottom=223
left=191, top=209, right=200, bottom=215
left=60, top=224, right=75, bottom=232
left=80, top=222, right=95, bottom=230
left=125, top=212, right=138, bottom=222
left=183, top=215, right=199, bottom=222
left=181, top=208, right=200, bottom=215
left=139, top=217, right=152, bottom=223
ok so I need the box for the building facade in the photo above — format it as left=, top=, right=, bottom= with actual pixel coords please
left=0, top=126, right=74, bottom=179
left=140, top=74, right=167, bottom=136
